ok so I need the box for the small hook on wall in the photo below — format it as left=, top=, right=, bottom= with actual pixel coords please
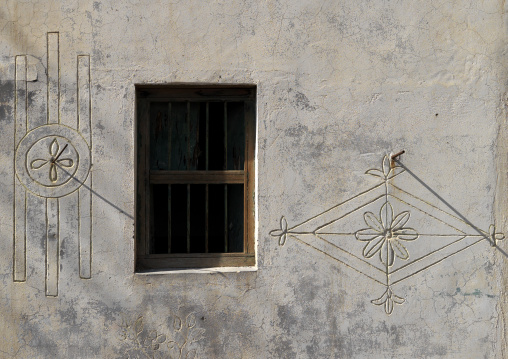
left=390, top=150, right=405, bottom=168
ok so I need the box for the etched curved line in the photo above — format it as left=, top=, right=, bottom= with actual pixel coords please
left=16, top=125, right=90, bottom=198
left=24, top=135, right=80, bottom=188
left=14, top=55, right=28, bottom=283
left=390, top=237, right=484, bottom=286
left=288, top=182, right=385, bottom=232
left=389, top=184, right=487, bottom=235
left=30, top=159, right=49, bottom=169
left=389, top=235, right=467, bottom=274
left=314, top=194, right=386, bottom=233
left=293, top=232, right=359, bottom=235
left=389, top=194, right=466, bottom=235
left=314, top=233, right=385, bottom=273
left=291, top=235, right=386, bottom=285
left=47, top=32, right=59, bottom=125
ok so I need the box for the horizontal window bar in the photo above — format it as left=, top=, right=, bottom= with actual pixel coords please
left=137, top=87, right=255, bottom=100
left=146, top=98, right=253, bottom=102
left=150, top=170, right=244, bottom=184
left=137, top=253, right=255, bottom=270
left=140, top=253, right=254, bottom=258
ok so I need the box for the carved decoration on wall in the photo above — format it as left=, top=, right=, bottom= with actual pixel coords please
left=120, top=312, right=205, bottom=359
left=13, top=32, right=93, bottom=296
left=270, top=155, right=505, bottom=314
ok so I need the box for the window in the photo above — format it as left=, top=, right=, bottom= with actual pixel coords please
left=135, top=85, right=256, bottom=270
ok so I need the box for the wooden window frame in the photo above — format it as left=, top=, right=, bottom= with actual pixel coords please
left=135, top=85, right=256, bottom=271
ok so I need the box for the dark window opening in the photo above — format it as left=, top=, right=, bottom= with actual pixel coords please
left=136, top=86, right=255, bottom=270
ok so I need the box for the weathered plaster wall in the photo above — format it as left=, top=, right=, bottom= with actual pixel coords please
left=1, top=0, right=508, bottom=358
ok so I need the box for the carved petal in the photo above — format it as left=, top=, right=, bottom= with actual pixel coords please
left=57, top=158, right=74, bottom=167
left=363, top=236, right=385, bottom=258
left=379, top=202, right=394, bottom=230
left=49, top=138, right=59, bottom=156
left=391, top=292, right=405, bottom=305
left=134, top=316, right=144, bottom=335
left=391, top=239, right=409, bottom=260
left=355, top=229, right=381, bottom=242
left=269, top=229, right=283, bottom=237
left=385, top=297, right=394, bottom=314
left=156, top=334, right=166, bottom=344
left=381, top=155, right=390, bottom=176
left=31, top=159, right=48, bottom=169
left=380, top=239, right=395, bottom=266
left=364, top=212, right=383, bottom=232
left=49, top=163, right=57, bottom=182
left=173, top=317, right=182, bottom=331
left=186, top=313, right=196, bottom=328
left=490, top=224, right=505, bottom=242
left=270, top=216, right=289, bottom=246
left=365, top=169, right=384, bottom=178
left=279, top=233, right=287, bottom=246
left=280, top=216, right=288, bottom=233
left=371, top=288, right=388, bottom=306
left=372, top=288, right=404, bottom=314
left=395, top=228, right=418, bottom=241
left=391, top=211, right=410, bottom=231
left=147, top=330, right=157, bottom=340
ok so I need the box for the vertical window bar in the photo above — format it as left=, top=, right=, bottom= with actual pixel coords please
left=206, top=102, right=209, bottom=170
left=167, top=102, right=172, bottom=253
left=186, top=101, right=191, bottom=253
left=187, top=184, right=191, bottom=253
left=205, top=102, right=209, bottom=253
left=224, top=101, right=228, bottom=252
left=187, top=101, right=191, bottom=170
left=145, top=102, right=152, bottom=255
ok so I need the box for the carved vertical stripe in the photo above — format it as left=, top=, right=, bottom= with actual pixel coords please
left=46, top=198, right=59, bottom=296
left=77, top=55, right=92, bottom=278
left=14, top=178, right=27, bottom=282
left=78, top=179, right=92, bottom=278
left=77, top=55, right=91, bottom=139
left=15, top=55, right=27, bottom=142
left=47, top=32, right=59, bottom=124
left=46, top=32, right=60, bottom=295
left=14, top=55, right=27, bottom=282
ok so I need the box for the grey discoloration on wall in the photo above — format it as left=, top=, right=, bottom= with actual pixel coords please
left=1, top=0, right=508, bottom=357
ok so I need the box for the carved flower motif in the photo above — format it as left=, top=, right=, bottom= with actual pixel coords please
left=143, top=330, right=166, bottom=351
left=366, top=155, right=404, bottom=180
left=30, top=138, right=73, bottom=183
left=355, top=202, right=418, bottom=266
left=371, top=286, right=405, bottom=314
left=270, top=216, right=288, bottom=246
left=489, top=224, right=505, bottom=247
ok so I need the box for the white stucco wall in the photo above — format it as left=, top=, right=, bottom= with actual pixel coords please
left=1, top=0, right=508, bottom=357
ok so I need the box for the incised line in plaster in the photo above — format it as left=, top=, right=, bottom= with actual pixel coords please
left=270, top=155, right=505, bottom=314
left=30, top=138, right=75, bottom=184
left=13, top=31, right=93, bottom=296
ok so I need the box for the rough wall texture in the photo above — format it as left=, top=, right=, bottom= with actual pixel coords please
left=1, top=0, right=508, bottom=358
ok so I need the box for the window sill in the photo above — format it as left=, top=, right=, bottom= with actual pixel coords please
left=136, top=253, right=256, bottom=272
left=135, top=266, right=258, bottom=275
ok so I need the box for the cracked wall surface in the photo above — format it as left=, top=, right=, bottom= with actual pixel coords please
left=1, top=0, right=508, bottom=357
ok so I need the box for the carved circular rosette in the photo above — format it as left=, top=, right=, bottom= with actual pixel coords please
left=15, top=124, right=91, bottom=198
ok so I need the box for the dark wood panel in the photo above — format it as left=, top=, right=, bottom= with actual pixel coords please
left=137, top=86, right=256, bottom=101
left=150, top=170, right=244, bottom=184
left=245, top=100, right=256, bottom=254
